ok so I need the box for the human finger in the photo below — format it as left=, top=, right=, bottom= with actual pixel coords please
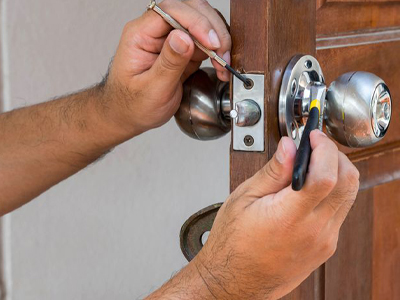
left=274, top=130, right=339, bottom=217
left=148, top=30, right=195, bottom=91
left=239, top=137, right=297, bottom=199
left=314, top=152, right=359, bottom=221
left=184, top=1, right=232, bottom=79
left=145, top=0, right=223, bottom=50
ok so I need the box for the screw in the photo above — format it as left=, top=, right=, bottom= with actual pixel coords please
left=244, top=135, right=255, bottom=147
left=244, top=79, right=254, bottom=90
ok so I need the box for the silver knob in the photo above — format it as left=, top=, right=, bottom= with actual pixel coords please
left=175, top=68, right=231, bottom=140
left=325, top=72, right=392, bottom=148
left=176, top=68, right=263, bottom=141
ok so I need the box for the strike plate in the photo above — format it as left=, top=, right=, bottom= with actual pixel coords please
left=232, top=74, right=265, bottom=151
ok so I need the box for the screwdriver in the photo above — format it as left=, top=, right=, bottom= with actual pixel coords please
left=292, top=100, right=321, bottom=191
left=148, top=1, right=251, bottom=87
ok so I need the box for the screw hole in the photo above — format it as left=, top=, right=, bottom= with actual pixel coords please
left=291, top=79, right=297, bottom=96
left=201, top=231, right=210, bottom=246
left=305, top=60, right=313, bottom=69
left=244, top=79, right=254, bottom=90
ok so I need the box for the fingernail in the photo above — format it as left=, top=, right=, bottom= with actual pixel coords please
left=276, top=139, right=287, bottom=164
left=222, top=51, right=231, bottom=65
left=209, top=29, right=221, bottom=48
left=169, top=32, right=190, bottom=54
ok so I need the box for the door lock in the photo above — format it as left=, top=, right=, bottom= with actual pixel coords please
left=279, top=55, right=392, bottom=149
left=230, top=99, right=261, bottom=127
left=175, top=68, right=265, bottom=151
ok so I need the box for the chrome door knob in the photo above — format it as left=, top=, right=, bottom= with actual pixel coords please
left=175, top=68, right=231, bottom=140
left=279, top=55, right=392, bottom=149
left=175, top=68, right=263, bottom=141
left=325, top=72, right=392, bottom=148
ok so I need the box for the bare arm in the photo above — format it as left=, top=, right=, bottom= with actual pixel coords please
left=145, top=262, right=217, bottom=300
left=0, top=0, right=232, bottom=215
left=0, top=85, right=133, bottom=214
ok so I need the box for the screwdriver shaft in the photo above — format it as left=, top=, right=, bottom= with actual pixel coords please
left=148, top=1, right=249, bottom=86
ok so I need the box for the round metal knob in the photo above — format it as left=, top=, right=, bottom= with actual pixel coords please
left=325, top=72, right=392, bottom=148
left=175, top=68, right=231, bottom=140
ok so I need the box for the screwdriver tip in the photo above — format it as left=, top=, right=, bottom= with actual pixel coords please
left=225, top=64, right=252, bottom=87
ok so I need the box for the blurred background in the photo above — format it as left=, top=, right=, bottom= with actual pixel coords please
left=0, top=0, right=230, bottom=298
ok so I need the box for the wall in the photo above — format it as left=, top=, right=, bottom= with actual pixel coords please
left=0, top=0, right=230, bottom=299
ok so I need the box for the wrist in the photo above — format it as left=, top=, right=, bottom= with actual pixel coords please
left=195, top=247, right=277, bottom=300
left=145, top=260, right=218, bottom=300
left=90, top=81, right=147, bottom=142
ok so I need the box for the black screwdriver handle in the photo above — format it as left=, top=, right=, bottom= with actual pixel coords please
left=292, top=104, right=321, bottom=191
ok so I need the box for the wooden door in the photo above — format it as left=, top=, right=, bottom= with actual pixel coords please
left=230, top=1, right=400, bottom=299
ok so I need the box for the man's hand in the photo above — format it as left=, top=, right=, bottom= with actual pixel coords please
left=190, top=130, right=360, bottom=300
left=103, top=0, right=232, bottom=136
left=0, top=0, right=231, bottom=214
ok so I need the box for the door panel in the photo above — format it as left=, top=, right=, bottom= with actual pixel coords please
left=230, top=0, right=400, bottom=299
left=372, top=180, right=400, bottom=300
left=325, top=179, right=400, bottom=300
left=317, top=2, right=400, bottom=35
left=325, top=189, right=374, bottom=300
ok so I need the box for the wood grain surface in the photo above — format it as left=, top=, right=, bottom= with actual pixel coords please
left=317, top=2, right=400, bottom=36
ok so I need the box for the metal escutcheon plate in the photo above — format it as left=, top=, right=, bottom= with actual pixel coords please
left=279, top=55, right=324, bottom=148
left=180, top=203, right=222, bottom=262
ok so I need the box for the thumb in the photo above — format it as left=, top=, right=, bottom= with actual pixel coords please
left=149, top=30, right=194, bottom=90
left=241, top=137, right=297, bottom=197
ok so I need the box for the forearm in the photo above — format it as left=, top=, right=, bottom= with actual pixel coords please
left=145, top=260, right=218, bottom=300
left=0, top=84, right=136, bottom=215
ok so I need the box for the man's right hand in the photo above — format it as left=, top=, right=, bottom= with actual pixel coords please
left=193, top=130, right=360, bottom=300
left=103, top=0, right=232, bottom=137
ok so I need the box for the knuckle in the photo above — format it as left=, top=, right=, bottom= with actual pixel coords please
left=158, top=55, right=179, bottom=73
left=194, top=0, right=210, bottom=8
left=262, top=162, right=281, bottom=184
left=318, top=174, right=338, bottom=191
left=189, top=15, right=211, bottom=32
left=123, top=20, right=136, bottom=34
left=345, top=165, right=360, bottom=189
left=322, top=235, right=338, bottom=259
left=218, top=30, right=232, bottom=47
